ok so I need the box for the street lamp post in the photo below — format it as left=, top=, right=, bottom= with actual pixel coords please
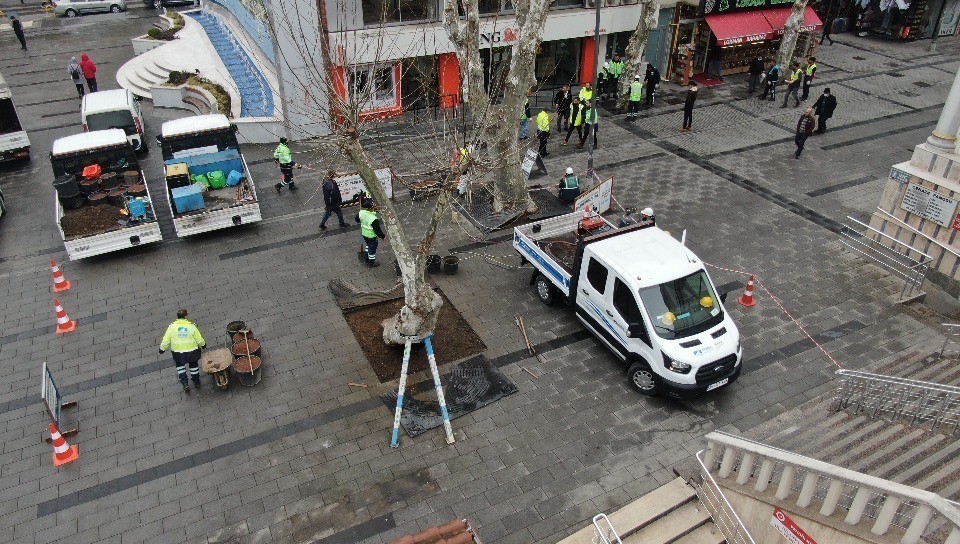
left=587, top=0, right=601, bottom=176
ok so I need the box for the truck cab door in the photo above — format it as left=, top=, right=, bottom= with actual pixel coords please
left=606, top=276, right=658, bottom=368
left=575, top=254, right=629, bottom=360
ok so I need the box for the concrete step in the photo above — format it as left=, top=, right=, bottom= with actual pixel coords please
left=117, top=71, right=152, bottom=100
left=869, top=432, right=946, bottom=481
left=144, top=59, right=169, bottom=81
left=673, top=524, right=727, bottom=544
left=897, top=438, right=960, bottom=489
left=846, top=425, right=917, bottom=472
left=622, top=501, right=710, bottom=544
left=821, top=423, right=904, bottom=470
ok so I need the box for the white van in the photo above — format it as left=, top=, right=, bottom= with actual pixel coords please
left=81, top=89, right=146, bottom=151
left=0, top=70, right=31, bottom=162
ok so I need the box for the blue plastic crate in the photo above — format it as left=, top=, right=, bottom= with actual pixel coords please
left=171, top=184, right=205, bottom=214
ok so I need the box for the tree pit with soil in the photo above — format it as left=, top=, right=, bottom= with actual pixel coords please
left=343, top=289, right=486, bottom=383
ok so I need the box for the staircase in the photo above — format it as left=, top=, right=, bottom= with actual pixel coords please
left=558, top=478, right=728, bottom=544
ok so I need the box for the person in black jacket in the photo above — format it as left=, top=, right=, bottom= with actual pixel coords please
left=554, top=85, right=572, bottom=133
left=680, top=82, right=697, bottom=132
left=747, top=57, right=764, bottom=94
left=813, top=88, right=837, bottom=134
left=644, top=65, right=661, bottom=106
left=10, top=16, right=27, bottom=51
left=758, top=63, right=780, bottom=101
left=319, top=171, right=348, bottom=230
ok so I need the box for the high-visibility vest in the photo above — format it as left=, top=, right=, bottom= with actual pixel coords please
left=359, top=209, right=377, bottom=238
left=609, top=60, right=624, bottom=77
left=561, top=175, right=580, bottom=189
left=805, top=63, right=817, bottom=76
left=629, top=81, right=643, bottom=101
left=584, top=107, right=598, bottom=126
left=520, top=99, right=529, bottom=120
left=273, top=143, right=292, bottom=164
left=578, top=87, right=593, bottom=102
left=536, top=110, right=550, bottom=132
left=569, top=105, right=584, bottom=126
left=160, top=319, right=205, bottom=353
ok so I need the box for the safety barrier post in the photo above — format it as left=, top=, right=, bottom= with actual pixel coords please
left=424, top=336, right=455, bottom=444
left=389, top=340, right=412, bottom=448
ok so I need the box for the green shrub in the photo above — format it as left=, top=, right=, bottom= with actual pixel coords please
left=187, top=76, right=232, bottom=117
left=147, top=11, right=185, bottom=40
left=166, top=70, right=191, bottom=86
left=147, top=27, right=164, bottom=39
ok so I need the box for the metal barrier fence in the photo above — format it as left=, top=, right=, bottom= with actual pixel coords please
left=836, top=369, right=960, bottom=434
left=591, top=513, right=623, bottom=544
left=839, top=215, right=932, bottom=300
left=941, top=323, right=960, bottom=358
left=694, top=450, right=759, bottom=544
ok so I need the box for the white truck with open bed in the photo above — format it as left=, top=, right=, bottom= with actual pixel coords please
left=52, top=129, right=162, bottom=260
left=157, top=114, right=261, bottom=237
left=514, top=211, right=742, bottom=397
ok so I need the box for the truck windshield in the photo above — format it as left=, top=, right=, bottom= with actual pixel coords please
left=0, top=98, right=22, bottom=134
left=87, top=110, right=135, bottom=133
left=638, top=270, right=724, bottom=339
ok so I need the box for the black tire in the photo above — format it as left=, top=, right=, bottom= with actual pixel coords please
left=627, top=361, right=659, bottom=396
left=65, top=9, right=79, bottom=16
left=534, top=274, right=556, bottom=306
left=109, top=4, right=121, bottom=11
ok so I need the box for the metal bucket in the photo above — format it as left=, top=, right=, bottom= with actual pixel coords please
left=99, top=172, right=120, bottom=191
left=107, top=187, right=127, bottom=206
left=233, top=355, right=262, bottom=386
left=87, top=192, right=109, bottom=206
left=79, top=177, right=100, bottom=195
left=123, top=170, right=140, bottom=185
left=231, top=339, right=262, bottom=359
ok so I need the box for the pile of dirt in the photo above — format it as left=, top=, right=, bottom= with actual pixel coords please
left=60, top=205, right=125, bottom=238
left=343, top=289, right=486, bottom=383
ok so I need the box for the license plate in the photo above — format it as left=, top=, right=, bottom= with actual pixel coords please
left=706, top=378, right=729, bottom=392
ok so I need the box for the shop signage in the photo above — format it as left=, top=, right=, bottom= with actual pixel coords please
left=480, top=28, right=517, bottom=47
left=702, top=0, right=792, bottom=15
left=718, top=33, right=770, bottom=45
left=771, top=507, right=818, bottom=544
left=574, top=177, right=613, bottom=215
left=335, top=168, right=394, bottom=204
left=521, top=149, right=538, bottom=181
left=890, top=166, right=911, bottom=184
left=900, top=183, right=958, bottom=227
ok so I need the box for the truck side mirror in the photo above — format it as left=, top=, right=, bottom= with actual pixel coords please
left=627, top=323, right=645, bottom=338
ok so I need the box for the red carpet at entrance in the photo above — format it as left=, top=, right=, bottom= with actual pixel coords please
left=691, top=73, right=725, bottom=87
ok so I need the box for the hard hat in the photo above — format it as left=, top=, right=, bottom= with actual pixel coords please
left=662, top=312, right=676, bottom=326
left=641, top=207, right=654, bottom=216
left=565, top=167, right=574, bottom=175
left=635, top=75, right=641, bottom=80
left=603, top=62, right=610, bottom=68
left=700, top=296, right=714, bottom=308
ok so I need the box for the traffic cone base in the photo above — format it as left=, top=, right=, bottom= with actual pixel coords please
left=53, top=280, right=72, bottom=293
left=53, top=445, right=79, bottom=466
left=53, top=299, right=77, bottom=334
left=57, top=320, right=77, bottom=334
left=50, top=260, right=72, bottom=293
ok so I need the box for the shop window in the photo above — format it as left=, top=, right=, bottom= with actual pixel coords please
left=551, top=0, right=582, bottom=8
left=362, top=0, right=439, bottom=24
left=349, top=64, right=398, bottom=111
left=479, top=0, right=513, bottom=13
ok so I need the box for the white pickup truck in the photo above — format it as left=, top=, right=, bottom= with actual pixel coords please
left=514, top=211, right=742, bottom=397
left=52, top=129, right=162, bottom=260
left=157, top=114, right=261, bottom=237
left=0, top=69, right=30, bottom=163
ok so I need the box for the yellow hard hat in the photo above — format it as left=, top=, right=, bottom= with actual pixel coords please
left=662, top=312, right=676, bottom=325
left=700, top=296, right=714, bottom=308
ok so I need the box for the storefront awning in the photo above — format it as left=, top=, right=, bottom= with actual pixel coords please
left=704, top=11, right=775, bottom=47
left=762, top=6, right=824, bottom=36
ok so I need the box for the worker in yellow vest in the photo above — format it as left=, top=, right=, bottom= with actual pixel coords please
left=355, top=196, right=386, bottom=267
left=801, top=56, right=817, bottom=101
left=159, top=309, right=206, bottom=392
left=608, top=55, right=624, bottom=99
left=628, top=75, right=643, bottom=118
left=781, top=62, right=803, bottom=108
left=535, top=107, right=551, bottom=175
left=562, top=97, right=584, bottom=146
left=578, top=82, right=594, bottom=103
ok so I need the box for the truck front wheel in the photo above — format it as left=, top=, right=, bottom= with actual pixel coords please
left=534, top=274, right=556, bottom=306
left=627, top=361, right=659, bottom=396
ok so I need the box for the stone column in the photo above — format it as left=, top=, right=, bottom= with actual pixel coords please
left=927, top=65, right=960, bottom=151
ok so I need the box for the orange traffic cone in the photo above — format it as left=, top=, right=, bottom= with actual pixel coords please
left=49, top=423, right=79, bottom=467
left=53, top=299, right=77, bottom=334
left=738, top=275, right=758, bottom=307
left=50, top=260, right=71, bottom=293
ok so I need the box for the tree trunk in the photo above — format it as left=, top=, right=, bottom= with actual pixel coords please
left=340, top=128, right=464, bottom=345
left=617, top=0, right=660, bottom=111
left=777, top=0, right=807, bottom=71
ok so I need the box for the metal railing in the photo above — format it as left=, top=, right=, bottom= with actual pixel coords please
left=591, top=514, right=623, bottom=544
left=942, top=323, right=960, bottom=358
left=703, top=431, right=960, bottom=544
left=839, top=215, right=932, bottom=300
left=694, top=450, right=759, bottom=544
left=836, top=369, right=960, bottom=434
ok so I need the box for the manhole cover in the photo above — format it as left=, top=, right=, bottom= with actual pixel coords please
left=914, top=81, right=932, bottom=88
left=889, top=72, right=905, bottom=77
left=853, top=55, right=867, bottom=60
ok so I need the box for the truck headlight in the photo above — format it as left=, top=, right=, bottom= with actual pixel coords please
left=662, top=352, right=691, bottom=374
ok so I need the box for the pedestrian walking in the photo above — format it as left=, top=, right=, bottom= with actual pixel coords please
left=628, top=75, right=643, bottom=118
left=821, top=16, right=835, bottom=44
left=747, top=56, right=764, bottom=94
left=10, top=16, right=27, bottom=51
left=562, top=98, right=584, bottom=146
left=554, top=85, right=572, bottom=133
left=644, top=65, right=660, bottom=107
left=159, top=309, right=206, bottom=393
left=681, top=82, right=697, bottom=132
left=781, top=62, right=802, bottom=108
left=794, top=108, right=815, bottom=159
left=79, top=54, right=98, bottom=92
left=578, top=101, right=598, bottom=149
left=609, top=55, right=624, bottom=99
left=535, top=107, right=551, bottom=175
left=558, top=166, right=580, bottom=204
left=597, top=64, right=609, bottom=101
left=813, top=88, right=837, bottom=134
left=801, top=57, right=817, bottom=101
left=759, top=62, right=780, bottom=101
left=68, top=57, right=84, bottom=98
left=519, top=94, right=531, bottom=139
left=707, top=48, right=723, bottom=81
left=319, top=170, right=348, bottom=230
left=356, top=196, right=385, bottom=267
left=273, top=137, right=298, bottom=191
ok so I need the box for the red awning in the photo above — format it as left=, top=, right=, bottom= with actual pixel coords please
left=763, top=6, right=824, bottom=36
left=704, top=11, right=775, bottom=47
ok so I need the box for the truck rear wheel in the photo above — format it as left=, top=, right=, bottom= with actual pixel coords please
left=534, top=274, right=556, bottom=306
left=627, top=361, right=659, bottom=396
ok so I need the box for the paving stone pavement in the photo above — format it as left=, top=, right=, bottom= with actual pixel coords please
left=0, top=16, right=959, bottom=544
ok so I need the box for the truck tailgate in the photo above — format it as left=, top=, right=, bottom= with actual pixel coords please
left=172, top=202, right=262, bottom=237
left=64, top=221, right=163, bottom=260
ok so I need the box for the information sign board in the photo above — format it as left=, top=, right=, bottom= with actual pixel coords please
left=40, top=362, right=62, bottom=425
left=335, top=167, right=394, bottom=205
left=574, top=177, right=613, bottom=215
left=771, top=507, right=818, bottom=544
left=900, top=183, right=959, bottom=227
